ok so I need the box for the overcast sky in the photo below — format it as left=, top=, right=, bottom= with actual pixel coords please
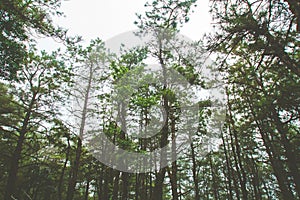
left=37, top=0, right=212, bottom=51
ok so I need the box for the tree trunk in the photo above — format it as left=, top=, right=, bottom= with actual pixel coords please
left=271, top=107, right=300, bottom=196
left=242, top=80, right=296, bottom=199
left=258, top=126, right=294, bottom=200
left=96, top=175, right=102, bottom=200
left=221, top=132, right=234, bottom=200
left=102, top=168, right=110, bottom=200
left=169, top=111, right=178, bottom=200
left=153, top=168, right=166, bottom=200
left=209, top=154, right=219, bottom=200
left=249, top=155, right=262, bottom=200
left=112, top=171, right=120, bottom=200
left=153, top=37, right=170, bottom=200
left=121, top=172, right=129, bottom=200
left=66, top=139, right=82, bottom=200
left=118, top=100, right=129, bottom=200
left=5, top=93, right=36, bottom=200
left=58, top=137, right=71, bottom=200
left=67, top=62, right=93, bottom=200
left=227, top=99, right=248, bottom=200
left=5, top=130, right=26, bottom=200
left=135, top=174, right=139, bottom=200
left=190, top=141, right=200, bottom=200
left=84, top=180, right=90, bottom=200
left=250, top=113, right=295, bottom=199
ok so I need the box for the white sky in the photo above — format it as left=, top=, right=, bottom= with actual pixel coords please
left=37, top=0, right=212, bottom=51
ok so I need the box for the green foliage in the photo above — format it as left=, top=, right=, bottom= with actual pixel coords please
left=1, top=0, right=299, bottom=199
left=207, top=0, right=300, bottom=198
left=0, top=0, right=67, bottom=80
left=135, top=0, right=197, bottom=30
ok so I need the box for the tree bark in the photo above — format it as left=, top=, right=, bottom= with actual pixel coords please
left=58, top=137, right=71, bottom=200
left=227, top=99, right=248, bottom=200
left=169, top=111, right=178, bottom=200
left=246, top=100, right=295, bottom=200
left=84, top=180, right=90, bottom=200
left=112, top=171, right=120, bottom=200
left=153, top=39, right=169, bottom=200
left=221, top=132, right=234, bottom=200
left=67, top=63, right=93, bottom=200
left=271, top=107, right=300, bottom=196
left=5, top=92, right=36, bottom=200
left=190, top=141, right=200, bottom=200
left=209, top=154, right=219, bottom=200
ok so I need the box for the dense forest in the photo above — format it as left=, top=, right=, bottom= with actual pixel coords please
left=0, top=0, right=299, bottom=199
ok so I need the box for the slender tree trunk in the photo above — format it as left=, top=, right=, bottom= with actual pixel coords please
left=169, top=110, right=178, bottom=200
left=233, top=128, right=248, bottom=200
left=112, top=171, right=120, bottom=200
left=228, top=125, right=245, bottom=199
left=67, top=63, right=93, bottom=200
left=5, top=93, right=36, bottom=199
left=58, top=138, right=71, bottom=200
left=149, top=171, right=153, bottom=199
left=250, top=114, right=294, bottom=199
left=228, top=138, right=240, bottom=199
left=102, top=168, right=110, bottom=200
left=271, top=107, right=300, bottom=196
left=258, top=125, right=294, bottom=200
left=221, top=132, right=234, bottom=200
left=96, top=174, right=102, bottom=200
left=167, top=166, right=178, bottom=200
left=249, top=155, right=262, bottom=200
left=190, top=141, right=200, bottom=200
left=153, top=42, right=170, bottom=200
left=118, top=100, right=129, bottom=200
left=209, top=154, right=219, bottom=200
left=153, top=118, right=168, bottom=200
left=5, top=130, right=26, bottom=200
left=241, top=83, right=296, bottom=199
left=84, top=180, right=90, bottom=200
left=244, top=93, right=295, bottom=199
left=96, top=166, right=106, bottom=200
left=140, top=173, right=147, bottom=199
left=153, top=168, right=166, bottom=200
left=227, top=99, right=248, bottom=200
left=135, top=174, right=139, bottom=200
left=66, top=139, right=82, bottom=200
left=121, top=172, right=129, bottom=200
